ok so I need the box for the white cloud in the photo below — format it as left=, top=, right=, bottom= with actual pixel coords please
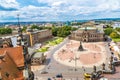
left=37, top=0, right=120, bottom=14
left=0, top=5, right=58, bottom=21
left=0, top=0, right=19, bottom=8
left=1, top=0, right=120, bottom=21
left=36, top=0, right=120, bottom=20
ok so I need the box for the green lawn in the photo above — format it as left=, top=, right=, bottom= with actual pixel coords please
left=36, top=37, right=64, bottom=52
left=112, top=38, right=120, bottom=42
left=47, top=37, right=64, bottom=46
left=36, top=47, right=49, bottom=52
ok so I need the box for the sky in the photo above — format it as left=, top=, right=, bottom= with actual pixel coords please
left=0, top=0, right=120, bottom=22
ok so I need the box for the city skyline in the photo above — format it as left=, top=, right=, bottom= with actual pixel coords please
left=0, top=0, right=120, bottom=22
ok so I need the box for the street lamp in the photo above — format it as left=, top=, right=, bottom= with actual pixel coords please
left=75, top=51, right=77, bottom=71
left=74, top=51, right=80, bottom=71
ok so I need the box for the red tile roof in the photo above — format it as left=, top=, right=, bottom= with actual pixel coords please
left=0, top=46, right=24, bottom=67
left=0, top=52, right=24, bottom=80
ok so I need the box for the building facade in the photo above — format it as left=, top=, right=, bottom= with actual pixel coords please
left=0, top=29, right=52, bottom=47
left=30, top=52, right=46, bottom=65
left=28, top=29, right=52, bottom=46
left=69, top=27, right=104, bottom=42
left=113, top=22, right=120, bottom=29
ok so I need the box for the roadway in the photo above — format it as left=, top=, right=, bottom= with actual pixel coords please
left=33, top=38, right=112, bottom=80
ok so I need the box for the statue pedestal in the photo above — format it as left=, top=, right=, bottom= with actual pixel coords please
left=78, top=41, right=84, bottom=51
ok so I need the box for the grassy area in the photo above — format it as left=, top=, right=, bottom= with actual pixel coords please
left=112, top=38, right=120, bottom=42
left=47, top=37, right=64, bottom=46
left=36, top=37, right=64, bottom=52
left=36, top=47, right=49, bottom=52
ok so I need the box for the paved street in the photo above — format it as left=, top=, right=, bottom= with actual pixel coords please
left=33, top=38, right=120, bottom=80
left=34, top=38, right=86, bottom=79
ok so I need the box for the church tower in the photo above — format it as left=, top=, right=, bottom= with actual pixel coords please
left=17, top=14, right=34, bottom=80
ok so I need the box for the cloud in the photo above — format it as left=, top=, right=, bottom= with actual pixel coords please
left=37, top=0, right=120, bottom=14
left=1, top=0, right=120, bottom=21
left=35, top=0, right=120, bottom=21
left=0, top=0, right=19, bottom=11
left=0, top=5, right=18, bottom=11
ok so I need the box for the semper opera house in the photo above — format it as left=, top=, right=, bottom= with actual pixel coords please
left=69, top=21, right=105, bottom=42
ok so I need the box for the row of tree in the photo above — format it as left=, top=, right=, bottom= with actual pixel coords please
left=0, top=28, right=12, bottom=34
left=104, top=27, right=120, bottom=38
left=116, top=27, right=120, bottom=32
left=29, top=24, right=77, bottom=37
left=52, top=26, right=77, bottom=37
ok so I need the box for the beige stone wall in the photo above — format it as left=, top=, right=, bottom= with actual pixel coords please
left=31, top=29, right=52, bottom=46
left=69, top=29, right=104, bottom=42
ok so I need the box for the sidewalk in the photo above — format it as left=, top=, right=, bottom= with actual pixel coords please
left=31, top=65, right=45, bottom=72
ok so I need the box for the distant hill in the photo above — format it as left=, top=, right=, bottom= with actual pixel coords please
left=0, top=18, right=120, bottom=26
left=0, top=22, right=49, bottom=26
left=71, top=18, right=120, bottom=23
left=93, top=18, right=120, bottom=21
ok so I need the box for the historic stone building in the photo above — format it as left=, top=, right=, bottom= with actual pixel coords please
left=69, top=27, right=104, bottom=42
left=27, top=29, right=52, bottom=46
left=30, top=52, right=46, bottom=65
left=0, top=29, right=52, bottom=47
left=0, top=42, right=25, bottom=80
left=0, top=38, right=34, bottom=80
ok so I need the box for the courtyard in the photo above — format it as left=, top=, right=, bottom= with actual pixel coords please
left=54, top=40, right=107, bottom=68
left=33, top=39, right=120, bottom=80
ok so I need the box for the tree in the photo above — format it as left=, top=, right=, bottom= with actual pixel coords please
left=31, top=25, right=40, bottom=29
left=51, top=26, right=78, bottom=37
left=22, top=26, right=27, bottom=32
left=110, top=32, right=119, bottom=38
left=0, top=28, right=12, bottom=34
left=52, top=27, right=59, bottom=36
left=115, top=27, right=120, bottom=32
left=104, top=28, right=114, bottom=35
left=71, top=27, right=78, bottom=31
left=43, top=27, right=52, bottom=30
left=57, top=26, right=72, bottom=37
left=6, top=28, right=12, bottom=34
